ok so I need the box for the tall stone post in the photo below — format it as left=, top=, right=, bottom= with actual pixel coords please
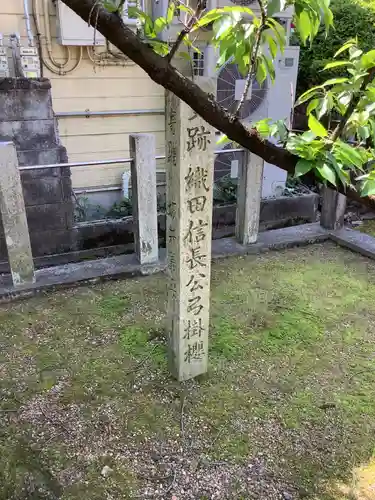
left=320, top=186, right=346, bottom=230
left=235, top=152, right=264, bottom=245
left=129, top=133, right=159, bottom=265
left=0, top=142, right=35, bottom=287
left=165, top=91, right=215, bottom=381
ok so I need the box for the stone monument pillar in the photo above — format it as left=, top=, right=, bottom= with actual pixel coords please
left=165, top=90, right=215, bottom=381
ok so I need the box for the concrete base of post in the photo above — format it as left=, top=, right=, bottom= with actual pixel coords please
left=235, top=152, right=264, bottom=245
left=320, top=186, right=346, bottom=230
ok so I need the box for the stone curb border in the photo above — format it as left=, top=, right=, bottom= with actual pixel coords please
left=0, top=223, right=369, bottom=304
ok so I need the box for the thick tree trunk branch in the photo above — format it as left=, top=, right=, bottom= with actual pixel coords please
left=61, top=0, right=375, bottom=211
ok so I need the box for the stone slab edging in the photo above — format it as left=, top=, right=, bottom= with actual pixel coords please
left=329, top=227, right=375, bottom=259
left=0, top=222, right=359, bottom=304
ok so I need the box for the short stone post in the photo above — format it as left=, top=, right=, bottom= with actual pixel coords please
left=320, top=186, right=346, bottom=230
left=165, top=91, right=215, bottom=381
left=129, top=133, right=159, bottom=265
left=0, top=142, right=35, bottom=287
left=235, top=151, right=264, bottom=245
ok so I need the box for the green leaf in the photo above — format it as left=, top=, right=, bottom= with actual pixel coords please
left=103, top=0, right=122, bottom=12
left=166, top=1, right=176, bottom=24
left=267, top=0, right=280, bottom=16
left=322, top=61, right=353, bottom=71
left=213, top=15, right=234, bottom=39
left=154, top=17, right=168, bottom=34
left=322, top=4, right=333, bottom=32
left=295, top=159, right=314, bottom=177
left=316, top=163, right=336, bottom=185
left=266, top=34, right=278, bottom=59
left=177, top=51, right=192, bottom=62
left=147, top=40, right=170, bottom=56
left=334, top=39, right=357, bottom=58
left=220, top=5, right=255, bottom=16
left=295, top=85, right=323, bottom=106
left=295, top=10, right=312, bottom=45
left=261, top=54, right=275, bottom=82
left=306, top=98, right=320, bottom=115
left=216, top=134, right=230, bottom=146
left=322, top=77, right=349, bottom=86
left=326, top=152, right=349, bottom=187
left=349, top=48, right=363, bottom=60
left=266, top=18, right=286, bottom=53
left=317, top=95, right=328, bottom=119
left=308, top=114, right=328, bottom=137
left=358, top=125, right=370, bottom=141
left=195, top=9, right=223, bottom=28
left=361, top=179, right=375, bottom=197
left=301, top=130, right=317, bottom=142
left=276, top=120, right=288, bottom=142
left=333, top=141, right=367, bottom=169
left=256, top=60, right=267, bottom=85
left=177, top=4, right=194, bottom=15
left=255, top=118, right=271, bottom=138
left=360, top=49, right=375, bottom=69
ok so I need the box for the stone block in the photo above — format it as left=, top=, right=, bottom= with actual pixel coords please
left=0, top=119, right=58, bottom=151
left=17, top=146, right=68, bottom=171
left=74, top=219, right=135, bottom=250
left=25, top=203, right=72, bottom=231
left=260, top=194, right=318, bottom=228
left=0, top=79, right=53, bottom=122
left=29, top=229, right=74, bottom=257
left=22, top=177, right=65, bottom=206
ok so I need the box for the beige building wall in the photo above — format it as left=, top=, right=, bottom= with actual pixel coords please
left=0, top=0, right=166, bottom=190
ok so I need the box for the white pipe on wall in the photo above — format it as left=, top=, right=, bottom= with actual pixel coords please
left=23, top=0, right=34, bottom=46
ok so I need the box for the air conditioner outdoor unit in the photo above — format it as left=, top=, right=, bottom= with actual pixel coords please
left=215, top=45, right=300, bottom=198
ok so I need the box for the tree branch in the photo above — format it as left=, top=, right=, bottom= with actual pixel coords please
left=61, top=0, right=375, bottom=211
left=234, top=0, right=266, bottom=116
left=167, top=0, right=207, bottom=63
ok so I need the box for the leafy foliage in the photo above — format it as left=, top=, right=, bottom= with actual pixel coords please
left=297, top=0, right=375, bottom=96
left=213, top=175, right=238, bottom=205
left=96, top=0, right=375, bottom=199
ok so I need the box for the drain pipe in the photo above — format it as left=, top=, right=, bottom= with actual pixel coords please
left=23, top=0, right=34, bottom=46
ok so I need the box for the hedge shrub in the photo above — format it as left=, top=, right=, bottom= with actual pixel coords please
left=297, top=0, right=375, bottom=97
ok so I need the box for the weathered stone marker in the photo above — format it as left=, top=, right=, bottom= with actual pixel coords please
left=0, top=142, right=35, bottom=287
left=236, top=151, right=264, bottom=245
left=129, top=133, right=159, bottom=265
left=320, top=186, right=346, bottom=230
left=165, top=91, right=215, bottom=381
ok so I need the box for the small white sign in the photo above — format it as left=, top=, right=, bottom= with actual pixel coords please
left=230, top=159, right=239, bottom=179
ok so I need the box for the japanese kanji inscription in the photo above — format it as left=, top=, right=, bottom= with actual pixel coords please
left=165, top=89, right=215, bottom=381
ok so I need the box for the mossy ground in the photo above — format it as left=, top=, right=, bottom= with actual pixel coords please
left=1, top=243, right=375, bottom=499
